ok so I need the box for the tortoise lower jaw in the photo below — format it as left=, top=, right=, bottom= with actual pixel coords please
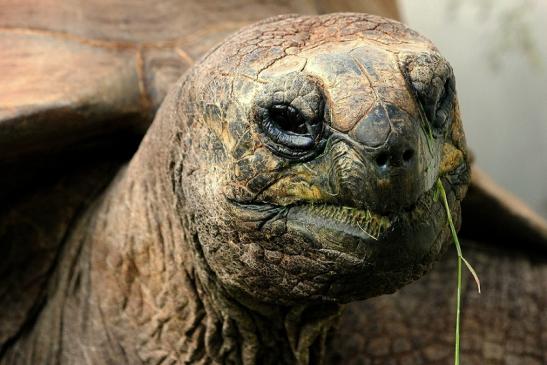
left=287, top=204, right=392, bottom=241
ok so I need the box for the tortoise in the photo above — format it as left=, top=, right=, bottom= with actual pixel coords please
left=1, top=1, right=547, bottom=364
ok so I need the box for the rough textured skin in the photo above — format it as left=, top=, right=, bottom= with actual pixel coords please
left=1, top=3, right=546, bottom=365
left=0, top=3, right=400, bottom=361
left=1, top=12, right=471, bottom=364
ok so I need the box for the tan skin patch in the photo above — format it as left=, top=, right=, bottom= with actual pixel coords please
left=258, top=167, right=329, bottom=206
left=439, top=142, right=464, bottom=175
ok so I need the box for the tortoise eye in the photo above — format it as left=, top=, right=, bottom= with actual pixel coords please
left=253, top=73, right=327, bottom=161
left=430, top=77, right=455, bottom=131
left=402, top=53, right=455, bottom=137
left=259, top=103, right=325, bottom=160
left=269, top=104, right=309, bottom=135
left=415, top=75, right=454, bottom=135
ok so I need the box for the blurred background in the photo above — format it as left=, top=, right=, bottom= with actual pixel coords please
left=399, top=0, right=547, bottom=219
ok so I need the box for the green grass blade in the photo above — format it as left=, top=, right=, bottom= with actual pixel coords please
left=455, top=256, right=462, bottom=365
left=436, top=179, right=462, bottom=256
left=436, top=178, right=481, bottom=365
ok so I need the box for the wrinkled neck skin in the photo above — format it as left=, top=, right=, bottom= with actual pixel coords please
left=7, top=97, right=340, bottom=365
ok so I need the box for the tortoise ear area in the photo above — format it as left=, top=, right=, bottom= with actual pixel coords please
left=400, top=52, right=456, bottom=136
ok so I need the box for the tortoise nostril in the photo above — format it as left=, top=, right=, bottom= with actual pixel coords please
left=375, top=152, right=390, bottom=167
left=375, top=148, right=414, bottom=169
left=402, top=149, right=414, bottom=162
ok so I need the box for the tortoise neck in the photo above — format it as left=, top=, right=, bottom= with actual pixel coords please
left=181, top=226, right=343, bottom=365
left=43, top=141, right=342, bottom=364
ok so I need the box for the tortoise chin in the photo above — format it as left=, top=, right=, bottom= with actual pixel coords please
left=226, top=176, right=458, bottom=303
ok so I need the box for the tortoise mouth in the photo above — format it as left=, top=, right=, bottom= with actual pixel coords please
left=283, top=183, right=440, bottom=256
left=287, top=204, right=392, bottom=241
left=230, top=178, right=447, bottom=259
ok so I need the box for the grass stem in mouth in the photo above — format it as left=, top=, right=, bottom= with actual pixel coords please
left=436, top=179, right=481, bottom=365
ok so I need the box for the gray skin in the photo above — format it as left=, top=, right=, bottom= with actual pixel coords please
left=2, top=14, right=470, bottom=364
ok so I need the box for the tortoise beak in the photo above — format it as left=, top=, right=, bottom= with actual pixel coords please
left=328, top=103, right=428, bottom=215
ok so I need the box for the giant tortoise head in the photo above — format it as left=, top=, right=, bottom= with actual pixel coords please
left=167, top=13, right=469, bottom=305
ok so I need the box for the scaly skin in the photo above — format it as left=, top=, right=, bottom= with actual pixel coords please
left=2, top=14, right=469, bottom=364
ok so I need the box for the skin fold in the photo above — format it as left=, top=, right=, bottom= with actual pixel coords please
left=1, top=13, right=472, bottom=365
